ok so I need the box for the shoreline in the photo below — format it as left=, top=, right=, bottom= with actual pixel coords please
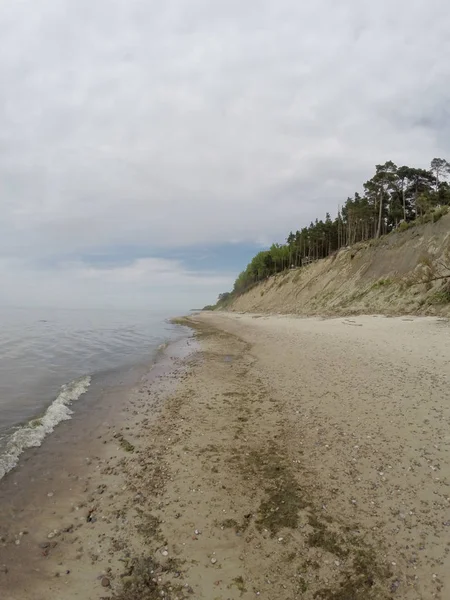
left=0, top=311, right=187, bottom=481
left=0, top=334, right=196, bottom=600
left=1, top=312, right=449, bottom=599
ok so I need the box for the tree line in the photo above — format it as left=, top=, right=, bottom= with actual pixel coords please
left=221, top=158, right=450, bottom=300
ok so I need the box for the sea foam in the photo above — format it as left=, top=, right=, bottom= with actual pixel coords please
left=0, top=375, right=91, bottom=480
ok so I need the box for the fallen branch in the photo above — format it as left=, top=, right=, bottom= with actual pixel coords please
left=407, top=274, right=450, bottom=286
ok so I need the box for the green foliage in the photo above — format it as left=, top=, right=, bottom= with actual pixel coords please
left=431, top=205, right=449, bottom=222
left=371, top=278, right=393, bottom=289
left=397, top=221, right=415, bottom=232
left=218, top=292, right=231, bottom=302
left=427, top=287, right=450, bottom=305
left=393, top=205, right=448, bottom=234
left=220, top=158, right=450, bottom=301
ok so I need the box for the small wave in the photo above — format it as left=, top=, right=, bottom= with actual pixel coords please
left=0, top=375, right=91, bottom=480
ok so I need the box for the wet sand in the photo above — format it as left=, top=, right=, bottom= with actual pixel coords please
left=1, top=313, right=449, bottom=600
left=0, top=337, right=195, bottom=600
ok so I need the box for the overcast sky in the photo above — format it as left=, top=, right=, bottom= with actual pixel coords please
left=1, top=0, right=449, bottom=310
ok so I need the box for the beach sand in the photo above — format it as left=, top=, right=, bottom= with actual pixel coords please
left=1, top=312, right=449, bottom=600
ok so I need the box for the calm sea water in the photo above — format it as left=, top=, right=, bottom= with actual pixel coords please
left=0, top=306, right=186, bottom=479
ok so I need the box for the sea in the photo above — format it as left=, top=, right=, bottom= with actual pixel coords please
left=0, top=306, right=189, bottom=480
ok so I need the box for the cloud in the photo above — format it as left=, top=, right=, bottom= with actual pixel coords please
left=0, top=257, right=234, bottom=310
left=0, top=0, right=449, bottom=307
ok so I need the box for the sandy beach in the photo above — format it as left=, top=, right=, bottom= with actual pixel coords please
left=1, top=312, right=449, bottom=600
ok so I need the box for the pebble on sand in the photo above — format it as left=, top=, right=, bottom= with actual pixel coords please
left=47, top=530, right=59, bottom=539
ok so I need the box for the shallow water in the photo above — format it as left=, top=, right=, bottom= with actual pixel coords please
left=0, top=306, right=186, bottom=478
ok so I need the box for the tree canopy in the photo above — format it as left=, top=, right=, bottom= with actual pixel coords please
left=220, top=158, right=450, bottom=301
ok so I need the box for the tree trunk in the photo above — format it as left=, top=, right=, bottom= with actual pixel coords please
left=376, top=193, right=383, bottom=238
left=402, top=185, right=406, bottom=221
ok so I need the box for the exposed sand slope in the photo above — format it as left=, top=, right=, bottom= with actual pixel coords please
left=227, top=213, right=450, bottom=316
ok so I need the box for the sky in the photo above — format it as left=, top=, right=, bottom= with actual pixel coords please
left=1, top=0, right=449, bottom=310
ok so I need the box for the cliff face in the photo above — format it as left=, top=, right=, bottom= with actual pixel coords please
left=226, top=213, right=450, bottom=317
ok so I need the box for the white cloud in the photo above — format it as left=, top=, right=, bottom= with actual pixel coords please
left=0, top=257, right=233, bottom=310
left=0, top=0, right=449, bottom=307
